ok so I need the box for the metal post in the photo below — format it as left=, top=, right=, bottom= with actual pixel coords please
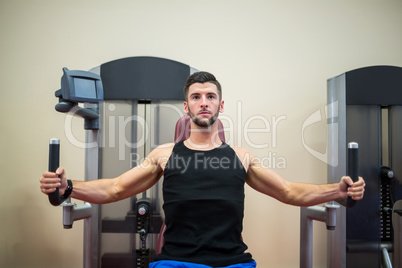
left=300, top=203, right=339, bottom=268
left=84, top=125, right=100, bottom=268
left=300, top=206, right=324, bottom=268
left=393, top=200, right=402, bottom=268
left=381, top=248, right=393, bottom=268
left=327, top=73, right=347, bottom=268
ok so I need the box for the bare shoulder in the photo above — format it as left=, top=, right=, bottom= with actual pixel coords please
left=231, top=146, right=255, bottom=172
left=232, top=146, right=252, bottom=157
left=148, top=143, right=175, bottom=169
left=153, top=142, right=175, bottom=152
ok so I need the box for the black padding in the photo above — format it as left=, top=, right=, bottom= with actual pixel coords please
left=345, top=66, right=402, bottom=105
left=100, top=56, right=190, bottom=101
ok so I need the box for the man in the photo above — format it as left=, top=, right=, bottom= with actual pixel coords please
left=40, top=71, right=365, bottom=268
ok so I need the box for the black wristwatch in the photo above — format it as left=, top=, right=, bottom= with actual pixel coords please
left=62, top=180, right=73, bottom=199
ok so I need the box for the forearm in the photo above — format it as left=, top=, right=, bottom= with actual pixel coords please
left=246, top=163, right=343, bottom=206
left=285, top=182, right=342, bottom=207
left=69, top=178, right=119, bottom=204
left=68, top=168, right=162, bottom=204
left=41, top=146, right=169, bottom=205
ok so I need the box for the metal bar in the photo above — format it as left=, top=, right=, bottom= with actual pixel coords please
left=300, top=207, right=314, bottom=268
left=327, top=73, right=347, bottom=268
left=84, top=104, right=100, bottom=268
left=300, top=206, right=326, bottom=268
left=393, top=200, right=402, bottom=268
left=389, top=106, right=402, bottom=268
left=381, top=248, right=393, bottom=268
left=131, top=100, right=139, bottom=260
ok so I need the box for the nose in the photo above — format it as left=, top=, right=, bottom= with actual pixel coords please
left=200, top=95, right=209, bottom=109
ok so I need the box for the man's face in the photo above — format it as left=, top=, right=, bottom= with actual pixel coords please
left=184, top=82, right=224, bottom=128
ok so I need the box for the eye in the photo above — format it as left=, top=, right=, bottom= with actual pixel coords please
left=208, top=95, right=216, bottom=99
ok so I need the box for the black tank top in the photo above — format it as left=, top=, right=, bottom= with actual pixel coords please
left=155, top=141, right=254, bottom=266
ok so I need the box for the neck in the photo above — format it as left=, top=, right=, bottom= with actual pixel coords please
left=184, top=121, right=223, bottom=150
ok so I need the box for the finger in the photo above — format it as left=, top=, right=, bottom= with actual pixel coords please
left=40, top=187, right=59, bottom=194
left=350, top=177, right=366, bottom=189
left=40, top=178, right=60, bottom=189
left=40, top=176, right=61, bottom=186
left=342, top=176, right=354, bottom=187
left=350, top=192, right=364, bottom=200
left=56, top=167, right=64, bottom=176
left=356, top=177, right=366, bottom=186
left=42, top=171, right=59, bottom=178
left=40, top=175, right=61, bottom=183
left=40, top=180, right=61, bottom=190
left=348, top=183, right=365, bottom=192
left=347, top=187, right=365, bottom=199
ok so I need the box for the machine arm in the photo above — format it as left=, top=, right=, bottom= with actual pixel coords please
left=48, top=138, right=65, bottom=206
left=346, top=142, right=359, bottom=208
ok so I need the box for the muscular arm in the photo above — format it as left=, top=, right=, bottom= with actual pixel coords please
left=70, top=155, right=163, bottom=204
left=246, top=164, right=341, bottom=206
left=235, top=147, right=365, bottom=206
left=40, top=144, right=173, bottom=204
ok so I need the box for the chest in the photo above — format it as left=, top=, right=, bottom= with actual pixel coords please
left=163, top=149, right=246, bottom=202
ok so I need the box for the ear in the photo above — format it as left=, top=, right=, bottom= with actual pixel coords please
left=219, top=100, right=224, bottom=113
left=183, top=101, right=189, bottom=114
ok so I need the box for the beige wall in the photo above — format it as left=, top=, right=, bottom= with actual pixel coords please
left=1, top=0, right=402, bottom=267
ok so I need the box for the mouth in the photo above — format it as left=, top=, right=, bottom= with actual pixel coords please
left=198, top=111, right=211, bottom=116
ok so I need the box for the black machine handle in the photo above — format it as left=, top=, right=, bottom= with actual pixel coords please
left=48, top=138, right=64, bottom=206
left=346, top=142, right=359, bottom=208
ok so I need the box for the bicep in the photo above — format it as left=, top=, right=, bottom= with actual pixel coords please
left=115, top=144, right=174, bottom=200
left=114, top=156, right=164, bottom=201
left=245, top=162, right=291, bottom=203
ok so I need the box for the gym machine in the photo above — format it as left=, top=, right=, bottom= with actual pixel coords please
left=48, top=67, right=103, bottom=267
left=300, top=142, right=358, bottom=267
left=48, top=61, right=402, bottom=268
left=300, top=66, right=402, bottom=267
left=47, top=57, right=197, bottom=268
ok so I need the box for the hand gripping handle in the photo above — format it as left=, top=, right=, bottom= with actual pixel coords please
left=346, top=142, right=359, bottom=208
left=48, top=138, right=63, bottom=206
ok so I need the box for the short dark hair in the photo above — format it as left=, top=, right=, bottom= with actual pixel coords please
left=183, top=71, right=222, bottom=101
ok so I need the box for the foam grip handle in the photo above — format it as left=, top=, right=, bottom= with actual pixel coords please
left=48, top=138, right=61, bottom=206
left=346, top=142, right=359, bottom=208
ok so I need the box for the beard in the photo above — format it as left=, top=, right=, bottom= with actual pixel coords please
left=188, top=107, right=220, bottom=127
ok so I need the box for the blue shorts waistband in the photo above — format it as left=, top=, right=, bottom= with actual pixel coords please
left=149, top=260, right=257, bottom=268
